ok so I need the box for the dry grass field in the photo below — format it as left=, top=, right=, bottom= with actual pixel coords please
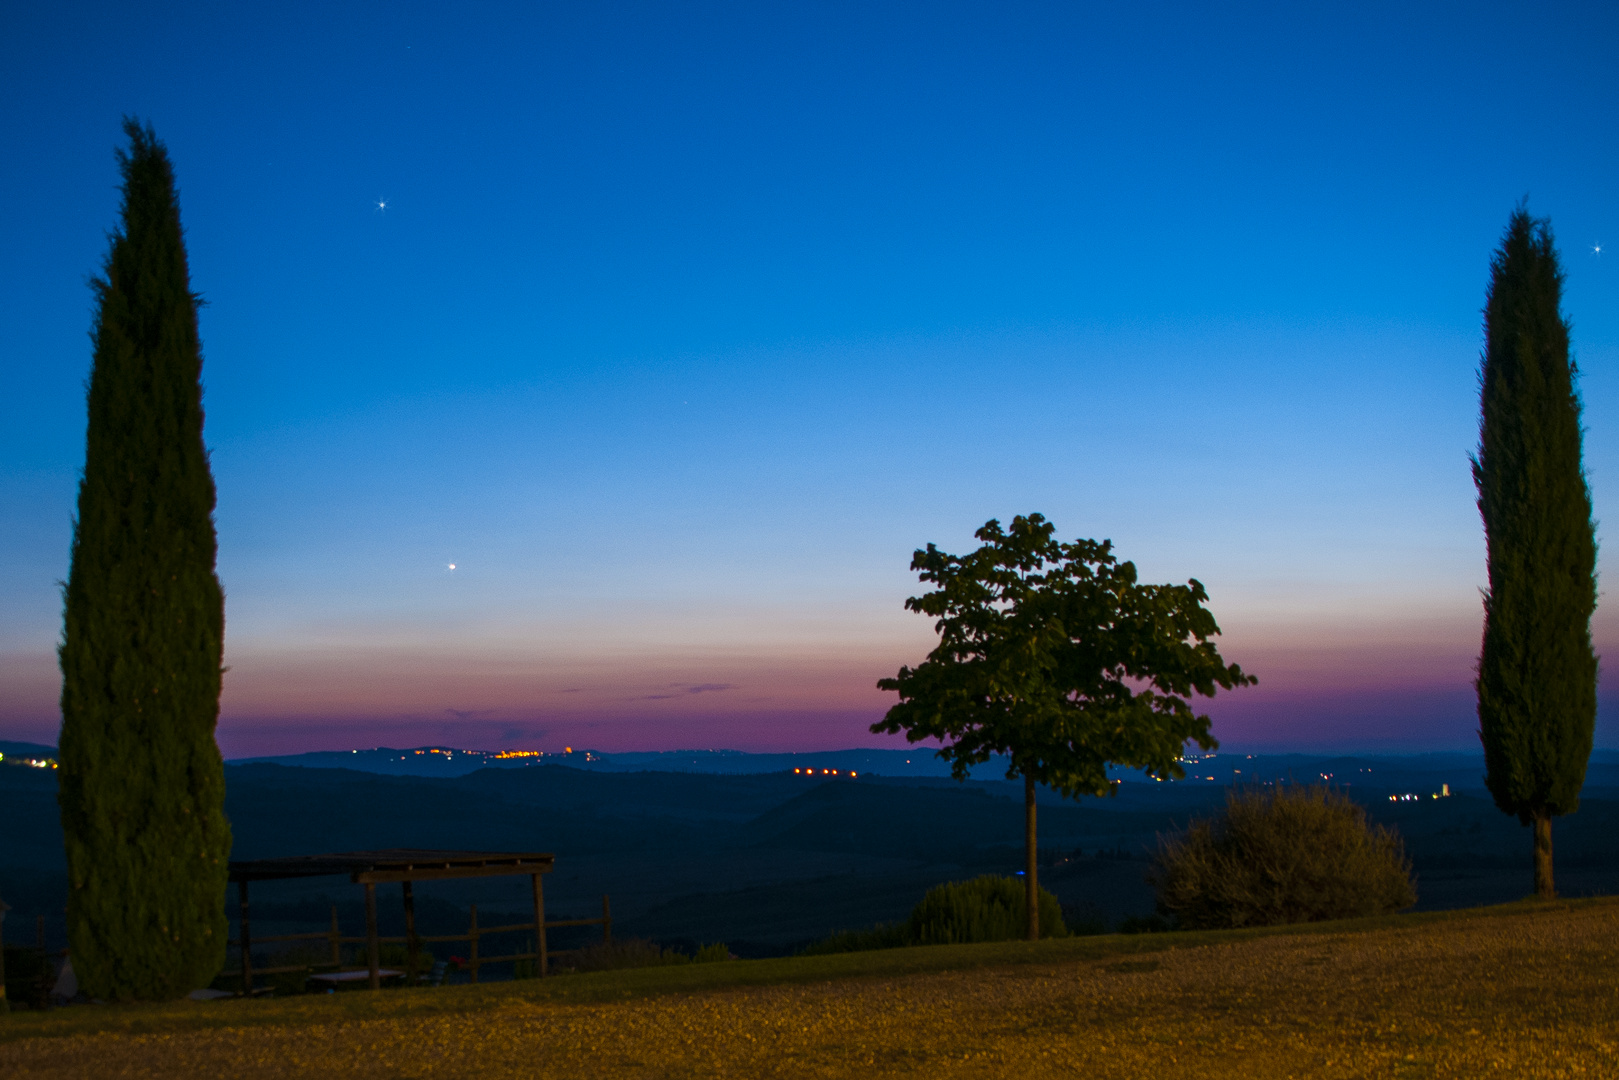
left=3, top=898, right=1615, bottom=1078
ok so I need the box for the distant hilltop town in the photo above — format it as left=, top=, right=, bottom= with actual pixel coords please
left=0, top=750, right=57, bottom=769
left=0, top=741, right=58, bottom=769
left=229, top=745, right=608, bottom=778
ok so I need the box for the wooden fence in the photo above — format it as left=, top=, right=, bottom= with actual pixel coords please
left=225, top=895, right=612, bottom=990
left=1, top=914, right=67, bottom=1010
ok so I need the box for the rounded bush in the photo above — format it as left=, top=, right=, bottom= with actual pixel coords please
left=908, top=875, right=1068, bottom=944
left=1150, top=785, right=1416, bottom=929
left=692, top=943, right=734, bottom=963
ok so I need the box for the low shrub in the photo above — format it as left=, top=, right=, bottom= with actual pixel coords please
left=691, top=942, right=735, bottom=963
left=1150, top=785, right=1417, bottom=929
left=801, top=875, right=1067, bottom=955
left=797, top=923, right=911, bottom=957
left=561, top=938, right=689, bottom=972
left=512, top=938, right=540, bottom=979
left=909, top=875, right=1068, bottom=945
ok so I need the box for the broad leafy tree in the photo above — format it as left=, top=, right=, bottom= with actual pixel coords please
left=1473, top=207, right=1597, bottom=900
left=58, top=120, right=231, bottom=1000
left=874, top=514, right=1254, bottom=938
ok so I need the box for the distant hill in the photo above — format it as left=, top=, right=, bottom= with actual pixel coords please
left=229, top=746, right=567, bottom=778
left=0, top=741, right=58, bottom=762
left=7, top=750, right=1619, bottom=957
left=226, top=745, right=1619, bottom=787
left=226, top=746, right=1011, bottom=779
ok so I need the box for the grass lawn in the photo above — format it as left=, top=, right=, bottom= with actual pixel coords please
left=2, top=897, right=1615, bottom=1077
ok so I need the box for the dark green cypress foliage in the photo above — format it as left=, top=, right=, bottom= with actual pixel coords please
left=57, top=119, right=231, bottom=1000
left=1473, top=206, right=1598, bottom=900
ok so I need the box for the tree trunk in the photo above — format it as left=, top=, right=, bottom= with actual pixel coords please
left=1533, top=809, right=1555, bottom=899
left=1024, top=772, right=1039, bottom=940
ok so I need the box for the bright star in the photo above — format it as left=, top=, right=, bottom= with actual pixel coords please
left=447, top=563, right=456, bottom=571
left=376, top=199, right=388, bottom=213
left=1594, top=244, right=1603, bottom=256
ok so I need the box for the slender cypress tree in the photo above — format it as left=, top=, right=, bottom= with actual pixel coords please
left=57, top=119, right=231, bottom=1000
left=1473, top=206, right=1597, bottom=901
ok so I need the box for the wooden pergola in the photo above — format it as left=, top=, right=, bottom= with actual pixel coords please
left=228, top=849, right=554, bottom=992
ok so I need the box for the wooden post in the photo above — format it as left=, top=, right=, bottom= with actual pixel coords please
left=531, top=873, right=547, bottom=977
left=602, top=894, right=612, bottom=944
left=365, top=882, right=380, bottom=991
left=468, top=904, right=480, bottom=984
left=1024, top=772, right=1039, bottom=941
left=402, top=880, right=419, bottom=985
left=1, top=897, right=10, bottom=1015
left=35, top=914, right=48, bottom=1009
left=329, top=904, right=341, bottom=967
left=239, top=879, right=253, bottom=996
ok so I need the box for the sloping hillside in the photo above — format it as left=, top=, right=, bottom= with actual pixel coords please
left=8, top=759, right=1619, bottom=956
left=2, top=900, right=1615, bottom=1079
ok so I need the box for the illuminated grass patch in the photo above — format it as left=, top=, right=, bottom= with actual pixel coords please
left=3, top=898, right=1616, bottom=1078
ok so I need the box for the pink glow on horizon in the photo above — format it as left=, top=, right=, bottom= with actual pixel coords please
left=6, top=625, right=1619, bottom=757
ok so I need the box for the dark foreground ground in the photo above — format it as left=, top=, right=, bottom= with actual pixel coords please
left=4, top=751, right=1619, bottom=964
left=2, top=899, right=1615, bottom=1079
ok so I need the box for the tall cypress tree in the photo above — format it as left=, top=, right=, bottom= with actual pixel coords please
left=57, top=119, right=230, bottom=1000
left=1473, top=206, right=1597, bottom=901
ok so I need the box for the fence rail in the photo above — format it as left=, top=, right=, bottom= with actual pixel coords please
left=226, top=894, right=611, bottom=991
left=0, top=915, right=67, bottom=1010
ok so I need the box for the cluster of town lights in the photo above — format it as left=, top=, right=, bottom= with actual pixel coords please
left=1390, top=784, right=1451, bottom=802
left=403, top=746, right=580, bottom=758
left=793, top=768, right=856, bottom=777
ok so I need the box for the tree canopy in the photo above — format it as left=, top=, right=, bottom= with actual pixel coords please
left=873, top=513, right=1254, bottom=793
left=873, top=513, right=1253, bottom=937
left=1473, top=206, right=1597, bottom=899
left=57, top=119, right=231, bottom=1000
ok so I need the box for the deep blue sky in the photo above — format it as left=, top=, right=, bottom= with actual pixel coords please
left=3, top=2, right=1617, bottom=755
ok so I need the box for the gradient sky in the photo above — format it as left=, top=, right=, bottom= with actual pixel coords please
left=4, top=2, right=1618, bottom=757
